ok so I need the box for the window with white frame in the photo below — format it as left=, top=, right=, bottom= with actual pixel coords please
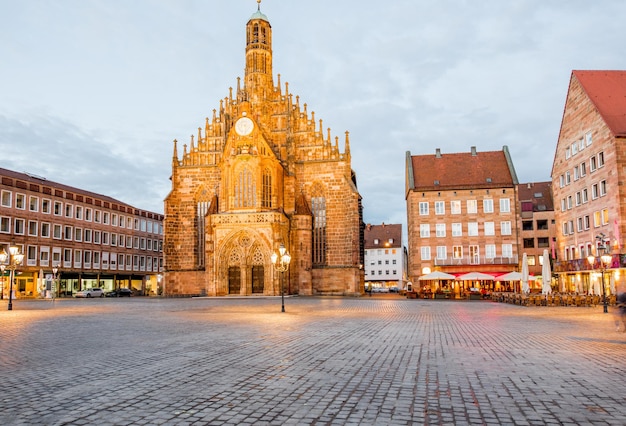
left=84, top=229, right=92, bottom=242
left=562, top=222, right=568, bottom=236
left=28, top=220, right=37, bottom=236
left=1, top=216, right=10, bottom=233
left=75, top=206, right=83, bottom=220
left=483, top=199, right=494, bottom=213
left=16, top=194, right=26, bottom=209
left=565, top=171, right=571, bottom=185
left=39, top=247, right=50, bottom=267
left=584, top=215, right=590, bottom=230
left=420, top=224, right=430, bottom=238
left=485, top=244, right=496, bottom=259
left=586, top=131, right=593, bottom=146
left=568, top=220, right=574, bottom=234
left=565, top=147, right=571, bottom=159
left=1, top=190, right=11, bottom=207
left=501, top=244, right=513, bottom=258
left=75, top=227, right=82, bottom=242
left=450, top=200, right=461, bottom=214
left=600, top=180, right=607, bottom=196
left=590, top=156, right=597, bottom=172
left=559, top=175, right=565, bottom=188
left=64, top=204, right=72, bottom=218
left=500, top=198, right=510, bottom=213
left=103, top=212, right=110, bottom=225
left=41, top=222, right=50, bottom=238
left=63, top=249, right=72, bottom=267
left=598, top=152, right=604, bottom=168
left=574, top=166, right=579, bottom=181
left=468, top=222, right=478, bottom=236
left=14, top=218, right=25, bottom=235
left=591, top=184, right=598, bottom=199
left=42, top=199, right=50, bottom=214
left=561, top=198, right=566, bottom=212
left=467, top=200, right=478, bottom=214
left=575, top=192, right=581, bottom=206
left=577, top=217, right=583, bottom=232
left=453, top=246, right=463, bottom=259
left=582, top=188, right=588, bottom=203
left=435, top=223, right=446, bottom=237
left=567, top=196, right=573, bottom=209
left=85, top=208, right=92, bottom=221
left=27, top=245, right=37, bottom=266
left=602, top=208, right=609, bottom=225
left=54, top=201, right=62, bottom=215
left=64, top=225, right=72, bottom=240
left=94, top=210, right=101, bottom=223
left=29, top=196, right=38, bottom=212
left=420, top=246, right=431, bottom=260
left=434, top=201, right=445, bottom=215
left=419, top=202, right=429, bottom=215
left=580, top=162, right=586, bottom=176
left=500, top=221, right=512, bottom=235
left=452, top=223, right=462, bottom=237
left=571, top=141, right=578, bottom=155
left=484, top=222, right=495, bottom=236
left=436, top=246, right=447, bottom=259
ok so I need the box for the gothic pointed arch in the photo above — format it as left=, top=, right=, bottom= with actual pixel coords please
left=195, top=185, right=214, bottom=267
left=310, top=181, right=327, bottom=265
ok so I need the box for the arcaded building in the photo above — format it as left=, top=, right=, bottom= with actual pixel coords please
left=164, top=6, right=364, bottom=296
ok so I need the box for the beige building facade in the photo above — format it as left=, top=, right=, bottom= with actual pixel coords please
left=552, top=70, right=626, bottom=294
left=0, top=167, right=164, bottom=298
left=164, top=7, right=364, bottom=296
left=405, top=147, right=521, bottom=296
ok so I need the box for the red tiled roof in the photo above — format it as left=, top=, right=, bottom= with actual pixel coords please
left=573, top=70, right=626, bottom=137
left=517, top=181, right=554, bottom=211
left=410, top=148, right=515, bottom=190
left=364, top=223, right=402, bottom=249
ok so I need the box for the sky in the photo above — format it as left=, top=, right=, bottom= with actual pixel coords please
left=2, top=0, right=626, bottom=230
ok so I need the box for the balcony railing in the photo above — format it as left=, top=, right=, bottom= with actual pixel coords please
left=434, top=255, right=519, bottom=266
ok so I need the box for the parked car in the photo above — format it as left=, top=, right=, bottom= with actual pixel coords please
left=105, top=288, right=132, bottom=297
left=74, top=288, right=105, bottom=298
left=388, top=286, right=399, bottom=293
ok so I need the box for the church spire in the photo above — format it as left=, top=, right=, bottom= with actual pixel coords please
left=244, top=0, right=273, bottom=103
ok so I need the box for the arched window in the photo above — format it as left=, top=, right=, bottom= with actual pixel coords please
left=262, top=168, right=272, bottom=208
left=234, top=167, right=256, bottom=208
left=312, top=196, right=327, bottom=265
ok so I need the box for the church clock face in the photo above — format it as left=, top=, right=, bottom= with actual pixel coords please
left=235, top=117, right=254, bottom=136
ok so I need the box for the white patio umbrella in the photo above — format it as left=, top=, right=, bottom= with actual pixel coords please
left=521, top=253, right=530, bottom=294
left=455, top=272, right=495, bottom=281
left=594, top=280, right=602, bottom=296
left=418, top=271, right=456, bottom=280
left=497, top=271, right=523, bottom=281
left=541, top=249, right=552, bottom=295
left=610, top=275, right=616, bottom=295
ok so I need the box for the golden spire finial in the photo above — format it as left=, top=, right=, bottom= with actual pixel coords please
left=257, top=0, right=261, bottom=11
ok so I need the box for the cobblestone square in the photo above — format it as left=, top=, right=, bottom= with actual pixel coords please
left=0, top=297, right=624, bottom=425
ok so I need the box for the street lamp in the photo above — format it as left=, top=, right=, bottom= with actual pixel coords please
left=271, top=243, right=291, bottom=313
left=587, top=234, right=611, bottom=314
left=0, top=244, right=24, bottom=311
left=52, top=264, right=60, bottom=299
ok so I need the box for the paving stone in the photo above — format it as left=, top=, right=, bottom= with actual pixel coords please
left=0, top=297, right=625, bottom=425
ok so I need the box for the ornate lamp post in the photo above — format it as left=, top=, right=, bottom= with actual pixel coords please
left=0, top=244, right=24, bottom=311
left=271, top=243, right=291, bottom=313
left=587, top=234, right=611, bottom=314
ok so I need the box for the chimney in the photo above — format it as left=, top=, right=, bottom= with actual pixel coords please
left=471, top=146, right=477, bottom=156
left=435, top=148, right=442, bottom=158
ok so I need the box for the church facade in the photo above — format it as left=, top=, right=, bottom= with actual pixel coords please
left=163, top=6, right=364, bottom=297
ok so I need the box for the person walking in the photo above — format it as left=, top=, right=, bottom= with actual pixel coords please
left=615, top=282, right=626, bottom=332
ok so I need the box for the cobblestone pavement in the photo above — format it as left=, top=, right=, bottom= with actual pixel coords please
left=0, top=296, right=625, bottom=425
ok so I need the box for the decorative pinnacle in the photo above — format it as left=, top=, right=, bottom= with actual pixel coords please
left=257, top=0, right=261, bottom=11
